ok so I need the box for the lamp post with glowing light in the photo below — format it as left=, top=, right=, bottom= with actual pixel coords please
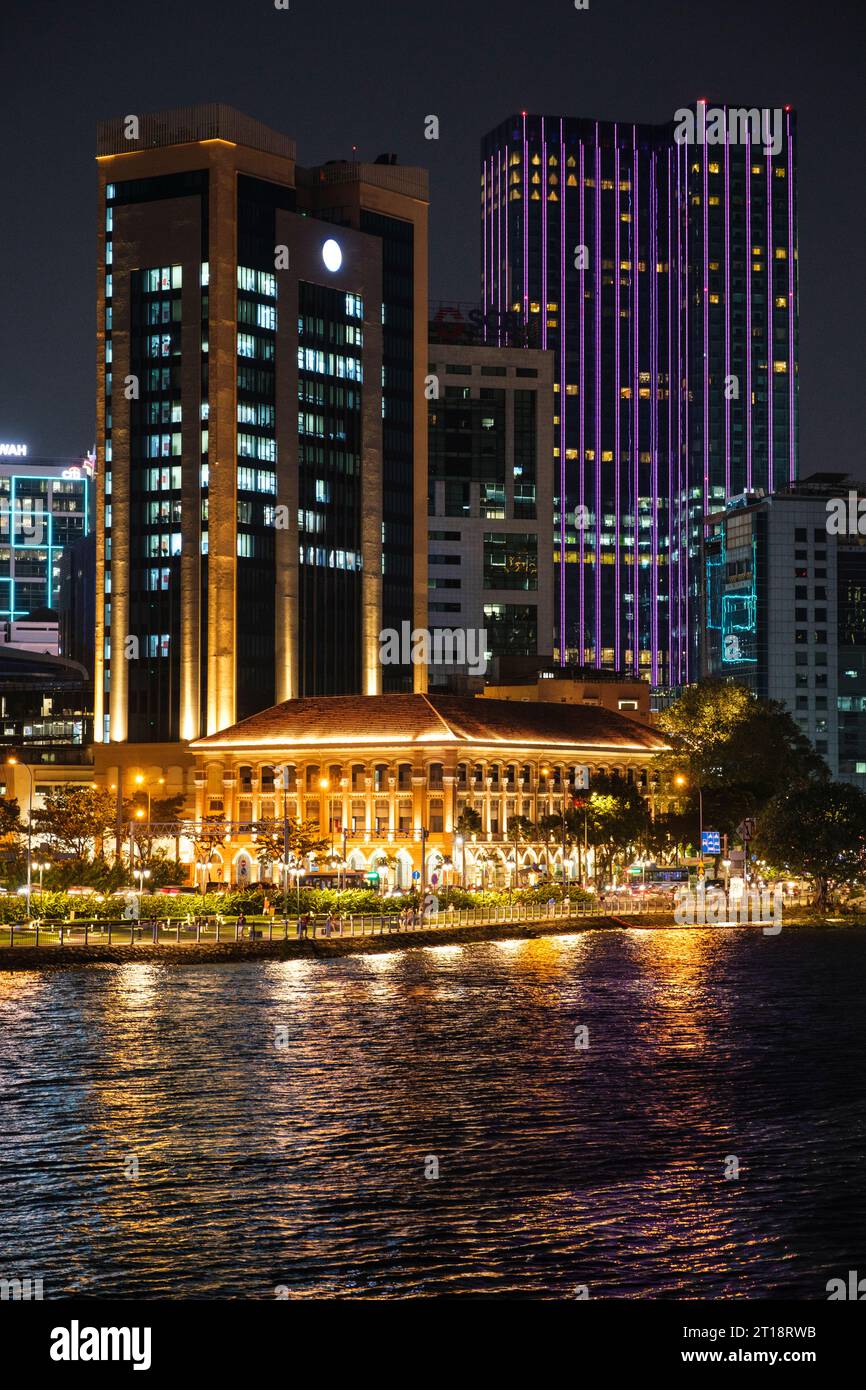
left=455, top=834, right=465, bottom=888
left=6, top=757, right=32, bottom=918
left=674, top=774, right=703, bottom=873
left=35, top=859, right=50, bottom=909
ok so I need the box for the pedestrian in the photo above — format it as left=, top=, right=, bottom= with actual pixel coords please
left=237, top=911, right=246, bottom=939
left=324, top=911, right=334, bottom=939
left=296, top=913, right=303, bottom=940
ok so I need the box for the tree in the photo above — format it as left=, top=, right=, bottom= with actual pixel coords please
left=508, top=815, right=536, bottom=842
left=645, top=807, right=694, bottom=863
left=538, top=812, right=564, bottom=839
left=584, top=774, right=651, bottom=883
left=30, top=787, right=116, bottom=867
left=123, top=793, right=187, bottom=870
left=657, top=681, right=827, bottom=835
left=187, top=816, right=230, bottom=892
left=456, top=807, right=483, bottom=836
left=753, top=782, right=866, bottom=910
left=0, top=796, right=25, bottom=888
left=252, top=818, right=329, bottom=878
left=0, top=796, right=22, bottom=841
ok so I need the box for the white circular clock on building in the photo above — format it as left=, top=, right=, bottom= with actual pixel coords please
left=322, top=239, right=342, bottom=272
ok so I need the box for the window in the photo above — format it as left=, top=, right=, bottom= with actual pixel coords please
left=483, top=533, right=537, bottom=590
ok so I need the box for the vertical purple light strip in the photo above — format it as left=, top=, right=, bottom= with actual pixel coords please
left=724, top=111, right=731, bottom=499
left=702, top=123, right=709, bottom=515
left=579, top=140, right=586, bottom=659
left=560, top=119, right=567, bottom=663
left=650, top=149, right=659, bottom=686
left=505, top=138, right=510, bottom=329
left=745, top=129, right=753, bottom=491
left=675, top=142, right=682, bottom=687
left=542, top=118, right=548, bottom=352
left=666, top=150, right=674, bottom=688
left=766, top=143, right=774, bottom=491
left=632, top=131, right=639, bottom=676
left=497, top=147, right=502, bottom=327
left=594, top=128, right=602, bottom=669
left=614, top=129, right=621, bottom=663
left=682, top=139, right=689, bottom=683
left=522, top=113, right=529, bottom=328
left=489, top=154, right=495, bottom=326
left=482, top=155, right=487, bottom=315
left=787, top=117, right=795, bottom=481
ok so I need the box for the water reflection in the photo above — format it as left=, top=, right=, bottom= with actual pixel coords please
left=0, top=928, right=863, bottom=1298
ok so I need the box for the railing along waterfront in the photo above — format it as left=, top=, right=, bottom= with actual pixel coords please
left=0, top=895, right=680, bottom=948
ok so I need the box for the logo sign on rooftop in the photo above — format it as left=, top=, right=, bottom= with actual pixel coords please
left=0, top=443, right=27, bottom=458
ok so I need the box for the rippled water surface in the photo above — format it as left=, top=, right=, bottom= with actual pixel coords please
left=1, top=928, right=864, bottom=1298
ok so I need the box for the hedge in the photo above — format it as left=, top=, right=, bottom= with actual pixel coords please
left=0, top=880, right=592, bottom=923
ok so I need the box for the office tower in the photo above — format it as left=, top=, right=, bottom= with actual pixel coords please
left=94, top=103, right=428, bottom=753
left=0, top=452, right=92, bottom=626
left=481, top=105, right=799, bottom=687
left=702, top=474, right=866, bottom=790
left=427, top=313, right=555, bottom=683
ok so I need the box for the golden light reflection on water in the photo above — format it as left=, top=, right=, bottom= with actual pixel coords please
left=3, top=929, right=860, bottom=1297
left=624, top=928, right=731, bottom=1057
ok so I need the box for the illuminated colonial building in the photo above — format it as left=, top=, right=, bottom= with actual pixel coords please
left=188, top=692, right=668, bottom=890
left=92, top=104, right=429, bottom=810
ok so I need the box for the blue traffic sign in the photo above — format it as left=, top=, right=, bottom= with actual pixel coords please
left=701, top=830, right=721, bottom=855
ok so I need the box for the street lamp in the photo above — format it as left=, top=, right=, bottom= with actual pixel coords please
left=35, top=860, right=50, bottom=907
left=675, top=774, right=704, bottom=872
left=6, top=757, right=32, bottom=919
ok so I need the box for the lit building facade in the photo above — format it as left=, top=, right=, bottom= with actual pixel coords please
left=481, top=105, right=799, bottom=687
left=0, top=456, right=92, bottom=624
left=189, top=692, right=668, bottom=889
left=702, top=474, right=866, bottom=790
left=426, top=336, right=555, bottom=679
left=94, top=104, right=429, bottom=770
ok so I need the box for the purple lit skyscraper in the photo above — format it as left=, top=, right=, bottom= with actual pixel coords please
left=481, top=106, right=798, bottom=688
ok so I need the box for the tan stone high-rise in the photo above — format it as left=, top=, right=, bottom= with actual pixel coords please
left=93, top=103, right=429, bottom=781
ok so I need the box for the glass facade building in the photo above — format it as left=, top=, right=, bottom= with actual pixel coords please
left=481, top=106, right=799, bottom=687
left=95, top=104, right=428, bottom=748
left=0, top=459, right=92, bottom=622
left=702, top=475, right=866, bottom=792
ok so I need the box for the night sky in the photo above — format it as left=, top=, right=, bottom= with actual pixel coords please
left=1, top=0, right=864, bottom=474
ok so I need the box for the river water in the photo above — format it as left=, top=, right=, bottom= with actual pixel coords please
left=1, top=927, right=864, bottom=1299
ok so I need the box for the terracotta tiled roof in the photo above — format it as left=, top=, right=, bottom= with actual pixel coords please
left=191, top=693, right=668, bottom=753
